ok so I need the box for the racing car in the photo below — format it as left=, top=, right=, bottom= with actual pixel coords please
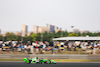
left=24, top=57, right=56, bottom=64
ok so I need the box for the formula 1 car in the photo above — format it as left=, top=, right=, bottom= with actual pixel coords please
left=24, top=57, right=56, bottom=64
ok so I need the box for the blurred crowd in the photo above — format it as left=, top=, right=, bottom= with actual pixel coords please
left=0, top=40, right=100, bottom=54
left=64, top=40, right=100, bottom=54
left=0, top=41, right=53, bottom=54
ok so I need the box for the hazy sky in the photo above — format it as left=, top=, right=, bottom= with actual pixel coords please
left=0, top=0, right=100, bottom=33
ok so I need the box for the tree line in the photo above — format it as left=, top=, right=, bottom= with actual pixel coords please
left=0, top=30, right=100, bottom=42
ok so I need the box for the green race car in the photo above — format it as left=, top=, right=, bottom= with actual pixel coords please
left=24, top=57, right=56, bottom=64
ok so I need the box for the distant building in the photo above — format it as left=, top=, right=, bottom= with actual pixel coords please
left=82, top=30, right=89, bottom=33
left=46, top=24, right=62, bottom=33
left=60, top=28, right=62, bottom=30
left=21, top=24, right=28, bottom=37
left=33, top=24, right=62, bottom=33
left=55, top=27, right=58, bottom=30
left=55, top=27, right=61, bottom=30
left=72, top=29, right=79, bottom=33
left=38, top=26, right=50, bottom=33
left=33, top=25, right=39, bottom=34
left=55, top=29, right=61, bottom=33
left=27, top=32, right=31, bottom=36
left=15, top=32, right=21, bottom=36
left=47, top=24, right=55, bottom=33
left=55, top=29, right=64, bottom=33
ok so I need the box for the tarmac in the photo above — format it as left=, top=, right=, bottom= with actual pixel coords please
left=0, top=62, right=100, bottom=67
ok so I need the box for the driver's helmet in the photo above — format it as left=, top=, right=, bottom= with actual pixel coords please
left=36, top=57, right=38, bottom=59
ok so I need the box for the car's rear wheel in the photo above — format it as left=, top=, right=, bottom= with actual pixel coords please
left=46, top=60, right=51, bottom=64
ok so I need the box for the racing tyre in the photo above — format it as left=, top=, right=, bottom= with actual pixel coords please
left=46, top=60, right=51, bottom=64
left=25, top=59, right=31, bottom=64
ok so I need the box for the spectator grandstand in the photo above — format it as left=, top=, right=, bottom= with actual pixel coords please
left=0, top=37, right=100, bottom=54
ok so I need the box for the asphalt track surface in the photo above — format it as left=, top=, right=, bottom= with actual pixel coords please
left=0, top=62, right=100, bottom=67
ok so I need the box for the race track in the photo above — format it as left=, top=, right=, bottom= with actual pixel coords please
left=0, top=62, right=100, bottom=67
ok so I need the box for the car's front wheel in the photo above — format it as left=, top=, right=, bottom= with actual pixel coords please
left=25, top=59, right=31, bottom=64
